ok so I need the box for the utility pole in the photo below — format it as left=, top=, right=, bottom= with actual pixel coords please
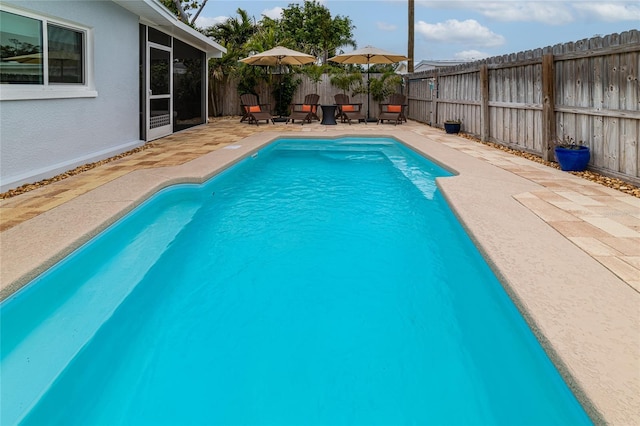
left=408, top=0, right=414, bottom=72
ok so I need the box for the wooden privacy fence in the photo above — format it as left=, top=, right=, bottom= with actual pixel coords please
left=405, top=30, right=640, bottom=184
left=209, top=73, right=392, bottom=121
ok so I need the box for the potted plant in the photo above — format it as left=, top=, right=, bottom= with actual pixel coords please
left=554, top=136, right=591, bottom=171
left=444, top=119, right=461, bottom=134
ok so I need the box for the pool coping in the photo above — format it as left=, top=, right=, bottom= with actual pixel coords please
left=1, top=130, right=638, bottom=424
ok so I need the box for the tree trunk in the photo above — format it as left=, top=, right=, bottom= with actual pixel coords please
left=171, top=0, right=190, bottom=24
left=190, top=0, right=208, bottom=25
left=408, top=0, right=414, bottom=73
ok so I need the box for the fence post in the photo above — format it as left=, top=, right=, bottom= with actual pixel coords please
left=541, top=54, right=556, bottom=161
left=433, top=70, right=439, bottom=125
left=480, top=64, right=489, bottom=142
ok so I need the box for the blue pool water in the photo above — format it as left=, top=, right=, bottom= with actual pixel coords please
left=2, top=137, right=591, bottom=425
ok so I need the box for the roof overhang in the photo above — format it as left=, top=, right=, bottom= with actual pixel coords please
left=112, top=0, right=225, bottom=58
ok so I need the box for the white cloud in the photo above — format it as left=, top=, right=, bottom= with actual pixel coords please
left=262, top=7, right=284, bottom=19
left=572, top=2, right=640, bottom=22
left=416, top=19, right=505, bottom=47
left=476, top=2, right=574, bottom=24
left=454, top=50, right=490, bottom=60
left=419, top=1, right=640, bottom=24
left=377, top=22, right=397, bottom=31
left=194, top=15, right=228, bottom=30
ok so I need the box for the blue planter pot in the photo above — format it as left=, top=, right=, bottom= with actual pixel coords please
left=444, top=122, right=461, bottom=134
left=554, top=146, right=590, bottom=171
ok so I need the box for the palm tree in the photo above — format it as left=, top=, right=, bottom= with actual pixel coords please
left=329, top=67, right=362, bottom=96
left=205, top=9, right=259, bottom=114
left=206, top=8, right=255, bottom=49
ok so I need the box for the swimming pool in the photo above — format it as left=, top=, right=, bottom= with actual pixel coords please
left=1, top=137, right=591, bottom=424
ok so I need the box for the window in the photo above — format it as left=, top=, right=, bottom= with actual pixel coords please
left=0, top=11, right=42, bottom=84
left=0, top=7, right=95, bottom=99
left=47, top=24, right=84, bottom=84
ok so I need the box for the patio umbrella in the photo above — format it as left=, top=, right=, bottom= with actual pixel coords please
left=329, top=45, right=408, bottom=120
left=239, top=46, right=316, bottom=66
left=240, top=46, right=316, bottom=119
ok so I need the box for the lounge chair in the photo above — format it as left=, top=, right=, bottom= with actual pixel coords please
left=334, top=93, right=350, bottom=121
left=388, top=93, right=408, bottom=123
left=303, top=94, right=321, bottom=121
left=377, top=93, right=407, bottom=125
left=240, top=93, right=274, bottom=126
left=240, top=93, right=261, bottom=122
left=286, top=104, right=313, bottom=124
left=340, top=102, right=366, bottom=125
left=287, top=94, right=320, bottom=124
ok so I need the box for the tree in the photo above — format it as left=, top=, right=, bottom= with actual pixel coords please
left=366, top=70, right=403, bottom=102
left=197, top=3, right=359, bottom=115
left=300, top=64, right=328, bottom=93
left=271, top=73, right=302, bottom=117
left=329, top=67, right=362, bottom=96
left=207, top=9, right=256, bottom=49
left=351, top=65, right=402, bottom=102
left=159, top=0, right=208, bottom=26
left=205, top=9, right=260, bottom=115
left=280, top=1, right=356, bottom=63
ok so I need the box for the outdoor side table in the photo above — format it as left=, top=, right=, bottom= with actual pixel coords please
left=320, top=105, right=337, bottom=125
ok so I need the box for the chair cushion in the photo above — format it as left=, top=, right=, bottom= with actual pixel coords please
left=388, top=105, right=402, bottom=113
left=301, top=104, right=312, bottom=112
left=249, top=105, right=261, bottom=112
left=342, top=105, right=355, bottom=112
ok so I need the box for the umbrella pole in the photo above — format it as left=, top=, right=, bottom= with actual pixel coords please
left=367, top=64, right=371, bottom=121
left=275, top=57, right=287, bottom=122
left=278, top=75, right=283, bottom=118
left=279, top=58, right=283, bottom=117
left=366, top=60, right=375, bottom=122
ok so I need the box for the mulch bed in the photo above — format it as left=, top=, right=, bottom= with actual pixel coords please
left=0, top=144, right=156, bottom=200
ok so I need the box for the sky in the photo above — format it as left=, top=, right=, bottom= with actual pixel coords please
left=194, top=0, right=639, bottom=62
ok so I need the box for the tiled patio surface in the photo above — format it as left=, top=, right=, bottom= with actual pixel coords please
left=1, top=117, right=639, bottom=424
left=2, top=117, right=639, bottom=291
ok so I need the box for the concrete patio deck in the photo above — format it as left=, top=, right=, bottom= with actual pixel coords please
left=1, top=117, right=638, bottom=424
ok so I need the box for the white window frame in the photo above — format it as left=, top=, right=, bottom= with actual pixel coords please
left=0, top=5, right=96, bottom=101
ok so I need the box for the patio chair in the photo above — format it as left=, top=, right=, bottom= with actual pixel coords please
left=388, top=93, right=407, bottom=122
left=240, top=93, right=274, bottom=126
left=377, top=93, right=407, bottom=125
left=286, top=104, right=314, bottom=125
left=287, top=94, right=320, bottom=124
left=303, top=93, right=321, bottom=121
left=340, top=102, right=366, bottom=125
left=334, top=93, right=350, bottom=121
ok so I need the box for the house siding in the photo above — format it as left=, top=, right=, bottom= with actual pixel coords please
left=1, top=1, right=141, bottom=192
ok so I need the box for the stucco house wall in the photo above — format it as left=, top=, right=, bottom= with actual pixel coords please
left=0, top=1, right=142, bottom=192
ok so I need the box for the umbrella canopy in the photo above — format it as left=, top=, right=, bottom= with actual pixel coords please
left=329, top=46, right=408, bottom=121
left=239, top=46, right=316, bottom=66
left=328, top=45, right=408, bottom=65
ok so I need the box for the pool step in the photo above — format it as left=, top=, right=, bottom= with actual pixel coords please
left=1, top=198, right=203, bottom=424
